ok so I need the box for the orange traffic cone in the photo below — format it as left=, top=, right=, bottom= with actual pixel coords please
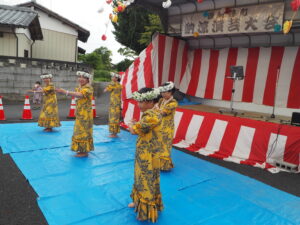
left=0, top=96, right=6, bottom=120
left=67, top=97, right=76, bottom=119
left=21, top=95, right=32, bottom=120
left=92, top=96, right=98, bottom=118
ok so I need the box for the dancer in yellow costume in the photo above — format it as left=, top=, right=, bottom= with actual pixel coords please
left=56, top=71, right=94, bottom=157
left=158, top=81, right=178, bottom=171
left=28, top=73, right=61, bottom=132
left=128, top=87, right=163, bottom=223
left=104, top=72, right=122, bottom=138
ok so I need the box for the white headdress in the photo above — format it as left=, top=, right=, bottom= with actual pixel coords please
left=132, top=88, right=160, bottom=102
left=159, top=81, right=175, bottom=92
left=40, top=74, right=53, bottom=79
left=110, top=72, right=121, bottom=79
left=76, top=71, right=92, bottom=79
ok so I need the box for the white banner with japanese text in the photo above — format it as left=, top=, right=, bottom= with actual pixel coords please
left=182, top=2, right=284, bottom=37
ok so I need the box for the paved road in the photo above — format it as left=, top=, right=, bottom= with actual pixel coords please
left=0, top=93, right=299, bottom=225
left=0, top=93, right=110, bottom=124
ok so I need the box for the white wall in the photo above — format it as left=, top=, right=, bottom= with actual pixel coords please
left=15, top=28, right=32, bottom=40
left=16, top=33, right=32, bottom=57
left=0, top=32, right=16, bottom=56
left=32, top=28, right=77, bottom=62
left=37, top=10, right=78, bottom=36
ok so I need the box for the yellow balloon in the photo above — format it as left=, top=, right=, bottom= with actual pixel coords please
left=193, top=32, right=200, bottom=37
left=283, top=20, right=292, bottom=34
left=112, top=15, right=118, bottom=23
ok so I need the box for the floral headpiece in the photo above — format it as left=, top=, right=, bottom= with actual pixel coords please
left=40, top=74, right=53, bottom=79
left=76, top=71, right=92, bottom=79
left=159, top=81, right=174, bottom=92
left=110, top=72, right=121, bottom=79
left=132, top=88, right=160, bottom=102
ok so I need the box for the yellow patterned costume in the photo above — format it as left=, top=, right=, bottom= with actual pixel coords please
left=131, top=109, right=163, bottom=222
left=71, top=84, right=94, bottom=153
left=38, top=83, right=61, bottom=128
left=158, top=97, right=178, bottom=171
left=106, top=81, right=122, bottom=134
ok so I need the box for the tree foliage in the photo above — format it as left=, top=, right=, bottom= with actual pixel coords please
left=79, top=46, right=112, bottom=70
left=113, top=58, right=133, bottom=72
left=139, top=14, right=163, bottom=46
left=78, top=47, right=113, bottom=81
left=112, top=5, right=163, bottom=54
left=117, top=47, right=137, bottom=59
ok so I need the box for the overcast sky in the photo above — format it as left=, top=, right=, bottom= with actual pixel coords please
left=0, top=0, right=125, bottom=63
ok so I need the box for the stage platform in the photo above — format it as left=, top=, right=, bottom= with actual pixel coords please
left=179, top=104, right=291, bottom=125
left=0, top=122, right=300, bottom=225
left=122, top=100, right=300, bottom=172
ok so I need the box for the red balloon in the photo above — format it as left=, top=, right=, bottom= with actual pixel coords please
left=117, top=5, right=123, bottom=12
left=291, top=0, right=300, bottom=11
left=225, top=7, right=231, bottom=14
left=197, top=0, right=203, bottom=2
left=106, top=0, right=112, bottom=4
left=101, top=35, right=107, bottom=41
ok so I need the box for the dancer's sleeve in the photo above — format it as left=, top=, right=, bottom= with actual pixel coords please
left=161, top=100, right=178, bottom=116
left=132, top=112, right=160, bottom=136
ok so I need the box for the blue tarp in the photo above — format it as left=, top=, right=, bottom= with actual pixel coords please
left=0, top=122, right=111, bottom=153
left=1, top=123, right=299, bottom=225
left=178, top=97, right=200, bottom=106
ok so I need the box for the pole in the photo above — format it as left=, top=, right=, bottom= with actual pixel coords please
left=271, top=67, right=280, bottom=118
left=230, top=72, right=236, bottom=111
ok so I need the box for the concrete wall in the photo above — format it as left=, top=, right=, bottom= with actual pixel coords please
left=0, top=56, right=91, bottom=100
left=93, top=82, right=110, bottom=97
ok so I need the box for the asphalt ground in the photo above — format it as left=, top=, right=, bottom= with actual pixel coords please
left=0, top=93, right=299, bottom=225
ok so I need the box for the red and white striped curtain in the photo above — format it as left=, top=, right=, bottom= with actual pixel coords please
left=121, top=34, right=300, bottom=109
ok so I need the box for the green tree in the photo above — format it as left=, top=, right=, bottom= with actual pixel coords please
left=112, top=5, right=163, bottom=54
left=78, top=47, right=113, bottom=81
left=114, top=58, right=133, bottom=72
left=78, top=52, right=102, bottom=70
left=117, top=47, right=137, bottom=59
left=94, top=47, right=113, bottom=70
left=78, top=47, right=112, bottom=70
left=139, top=14, right=163, bottom=46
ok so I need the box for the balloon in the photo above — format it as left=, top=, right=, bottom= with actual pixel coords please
left=112, top=15, right=118, bottom=23
left=197, top=0, right=203, bottom=2
left=97, top=7, right=104, bottom=13
left=291, top=0, right=300, bottom=11
left=106, top=0, right=112, bottom=4
left=273, top=24, right=281, bottom=32
left=225, top=7, right=231, bottom=14
left=283, top=20, right=293, bottom=34
left=118, top=5, right=124, bottom=12
left=203, top=11, right=209, bottom=17
left=162, top=0, right=172, bottom=8
left=193, top=32, right=199, bottom=37
left=101, top=35, right=107, bottom=41
left=109, top=13, right=113, bottom=20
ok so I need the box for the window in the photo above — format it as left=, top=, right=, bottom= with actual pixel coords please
left=24, top=50, right=29, bottom=58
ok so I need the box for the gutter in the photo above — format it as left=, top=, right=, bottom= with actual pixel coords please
left=30, top=40, right=35, bottom=58
left=75, top=37, right=78, bottom=62
left=12, top=27, right=18, bottom=57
